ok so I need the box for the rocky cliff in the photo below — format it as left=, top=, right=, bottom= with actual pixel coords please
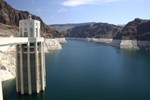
left=0, top=45, right=16, bottom=81
left=65, top=23, right=122, bottom=38
left=49, top=23, right=95, bottom=34
left=0, top=0, right=62, bottom=37
left=45, top=38, right=67, bottom=51
left=50, top=24, right=79, bottom=33
left=114, top=18, right=150, bottom=41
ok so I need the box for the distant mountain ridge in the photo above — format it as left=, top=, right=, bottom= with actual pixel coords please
left=50, top=22, right=123, bottom=38
left=50, top=18, right=150, bottom=41
left=0, top=0, right=62, bottom=37
left=49, top=22, right=95, bottom=33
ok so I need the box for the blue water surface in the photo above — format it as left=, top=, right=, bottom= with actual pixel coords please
left=3, top=39, right=150, bottom=100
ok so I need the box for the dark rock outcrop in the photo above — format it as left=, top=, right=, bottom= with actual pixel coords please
left=49, top=23, right=95, bottom=34
left=64, top=23, right=122, bottom=38
left=50, top=24, right=79, bottom=33
left=0, top=0, right=62, bottom=37
left=114, top=18, right=150, bottom=41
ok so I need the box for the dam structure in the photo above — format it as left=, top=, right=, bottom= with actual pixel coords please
left=16, top=15, right=46, bottom=95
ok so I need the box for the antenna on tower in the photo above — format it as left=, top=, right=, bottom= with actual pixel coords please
left=29, top=14, right=32, bottom=20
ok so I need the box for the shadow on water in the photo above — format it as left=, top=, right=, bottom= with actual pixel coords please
left=17, top=91, right=45, bottom=100
left=2, top=79, right=46, bottom=100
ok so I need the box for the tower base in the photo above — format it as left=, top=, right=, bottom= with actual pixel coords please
left=16, top=38, right=46, bottom=95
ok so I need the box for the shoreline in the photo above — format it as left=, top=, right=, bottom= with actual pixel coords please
left=68, top=37, right=150, bottom=50
left=44, top=38, right=67, bottom=51
left=87, top=38, right=150, bottom=50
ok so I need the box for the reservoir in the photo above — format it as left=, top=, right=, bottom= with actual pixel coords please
left=3, top=39, right=150, bottom=100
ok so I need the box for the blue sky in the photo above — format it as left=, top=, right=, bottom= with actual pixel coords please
left=5, top=0, right=150, bottom=25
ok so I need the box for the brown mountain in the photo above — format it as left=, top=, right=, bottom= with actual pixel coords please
left=0, top=0, right=62, bottom=37
left=49, top=23, right=95, bottom=34
left=64, top=23, right=122, bottom=38
left=114, top=18, right=150, bottom=41
left=51, top=18, right=150, bottom=41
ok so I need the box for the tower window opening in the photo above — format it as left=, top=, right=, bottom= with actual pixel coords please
left=24, top=32, right=28, bottom=37
left=20, top=22, right=22, bottom=26
left=30, top=48, right=35, bottom=52
left=20, top=28, right=22, bottom=36
left=24, top=28, right=27, bottom=31
left=30, top=28, right=33, bottom=37
left=36, top=28, right=38, bottom=37
left=30, top=43, right=35, bottom=46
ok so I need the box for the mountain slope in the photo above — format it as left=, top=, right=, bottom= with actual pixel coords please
left=64, top=23, right=122, bottom=38
left=114, top=18, right=150, bottom=41
left=51, top=18, right=150, bottom=41
left=0, top=0, right=62, bottom=37
left=49, top=22, right=95, bottom=33
left=50, top=24, right=79, bottom=33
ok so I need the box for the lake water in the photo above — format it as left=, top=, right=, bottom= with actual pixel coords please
left=3, top=39, right=150, bottom=100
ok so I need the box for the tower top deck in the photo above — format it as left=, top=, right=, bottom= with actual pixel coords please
left=19, top=14, right=41, bottom=38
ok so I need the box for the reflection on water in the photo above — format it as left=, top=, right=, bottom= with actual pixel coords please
left=3, top=79, right=46, bottom=100
left=17, top=91, right=45, bottom=100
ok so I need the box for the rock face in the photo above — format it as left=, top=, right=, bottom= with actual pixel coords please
left=44, top=38, right=67, bottom=51
left=65, top=23, right=122, bottom=38
left=45, top=39, right=62, bottom=51
left=50, top=24, right=80, bottom=33
left=114, top=18, right=150, bottom=41
left=0, top=0, right=62, bottom=37
left=0, top=23, right=19, bottom=37
left=51, top=23, right=122, bottom=38
left=0, top=45, right=16, bottom=81
left=49, top=23, right=95, bottom=34
left=88, top=38, right=150, bottom=50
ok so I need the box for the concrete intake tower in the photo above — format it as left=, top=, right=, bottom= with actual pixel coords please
left=16, top=15, right=46, bottom=95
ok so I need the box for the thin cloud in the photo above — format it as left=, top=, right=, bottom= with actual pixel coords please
left=58, top=8, right=68, bottom=13
left=30, top=0, right=42, bottom=14
left=31, top=0, right=35, bottom=5
left=62, top=0, right=122, bottom=7
left=50, top=8, right=68, bottom=20
left=34, top=8, right=42, bottom=14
